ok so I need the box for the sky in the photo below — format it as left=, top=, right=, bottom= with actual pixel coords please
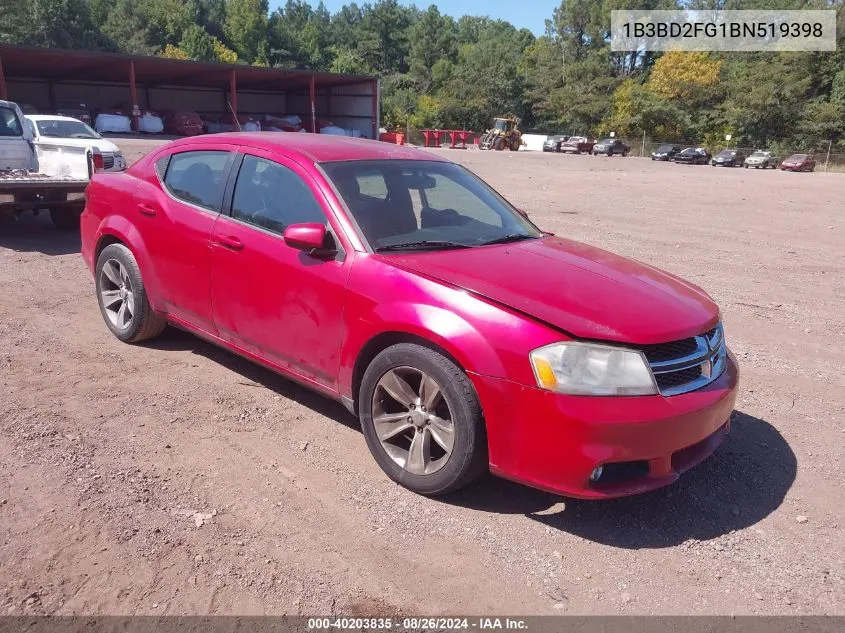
left=271, top=0, right=560, bottom=36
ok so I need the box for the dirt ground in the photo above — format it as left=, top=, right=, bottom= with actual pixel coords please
left=1, top=139, right=843, bottom=616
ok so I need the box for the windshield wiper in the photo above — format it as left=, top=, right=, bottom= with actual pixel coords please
left=479, top=233, right=536, bottom=246
left=375, top=240, right=472, bottom=252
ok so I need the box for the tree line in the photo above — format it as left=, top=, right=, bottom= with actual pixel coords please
left=2, top=0, right=845, bottom=151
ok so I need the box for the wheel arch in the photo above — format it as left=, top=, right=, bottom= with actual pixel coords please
left=93, top=219, right=164, bottom=311
left=349, top=331, right=473, bottom=416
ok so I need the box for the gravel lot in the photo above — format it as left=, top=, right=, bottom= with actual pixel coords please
left=1, top=139, right=843, bottom=616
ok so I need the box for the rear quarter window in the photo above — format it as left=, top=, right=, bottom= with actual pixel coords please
left=162, top=151, right=230, bottom=211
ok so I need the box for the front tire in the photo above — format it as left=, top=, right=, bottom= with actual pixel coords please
left=95, top=243, right=166, bottom=343
left=359, top=343, right=488, bottom=496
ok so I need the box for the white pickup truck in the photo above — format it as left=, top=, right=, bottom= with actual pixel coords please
left=0, top=99, right=95, bottom=229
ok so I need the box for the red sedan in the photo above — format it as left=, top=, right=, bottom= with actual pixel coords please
left=80, top=133, right=739, bottom=499
left=780, top=154, right=816, bottom=172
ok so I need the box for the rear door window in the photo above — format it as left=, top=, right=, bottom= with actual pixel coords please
left=163, top=151, right=231, bottom=211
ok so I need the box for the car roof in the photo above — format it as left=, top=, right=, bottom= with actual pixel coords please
left=163, top=132, right=450, bottom=164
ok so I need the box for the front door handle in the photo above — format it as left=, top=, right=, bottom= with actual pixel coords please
left=138, top=204, right=157, bottom=217
left=212, top=235, right=244, bottom=251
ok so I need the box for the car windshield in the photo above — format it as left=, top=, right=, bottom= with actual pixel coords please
left=656, top=145, right=676, bottom=152
left=750, top=152, right=768, bottom=158
left=788, top=154, right=807, bottom=160
left=717, top=151, right=736, bottom=157
left=600, top=139, right=615, bottom=144
left=322, top=160, right=543, bottom=251
left=0, top=106, right=23, bottom=137
left=680, top=148, right=696, bottom=154
left=34, top=119, right=100, bottom=139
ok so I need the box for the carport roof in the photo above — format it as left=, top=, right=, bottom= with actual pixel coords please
left=0, top=45, right=376, bottom=91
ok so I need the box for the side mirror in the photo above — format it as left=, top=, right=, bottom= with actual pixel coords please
left=283, top=223, right=334, bottom=256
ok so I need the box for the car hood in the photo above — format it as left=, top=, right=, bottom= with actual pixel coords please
left=382, top=236, right=719, bottom=344
left=35, top=137, right=120, bottom=154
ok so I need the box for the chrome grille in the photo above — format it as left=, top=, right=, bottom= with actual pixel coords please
left=639, top=324, right=726, bottom=396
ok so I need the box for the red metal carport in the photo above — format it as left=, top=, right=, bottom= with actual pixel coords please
left=0, top=45, right=379, bottom=138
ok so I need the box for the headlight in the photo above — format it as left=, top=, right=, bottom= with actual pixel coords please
left=529, top=342, right=657, bottom=396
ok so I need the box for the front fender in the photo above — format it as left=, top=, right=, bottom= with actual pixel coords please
left=348, top=302, right=507, bottom=383
left=338, top=256, right=563, bottom=401
left=94, top=215, right=164, bottom=312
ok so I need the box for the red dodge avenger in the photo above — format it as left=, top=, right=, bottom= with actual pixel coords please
left=81, top=133, right=739, bottom=498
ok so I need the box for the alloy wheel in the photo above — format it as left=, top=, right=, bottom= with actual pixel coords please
left=371, top=366, right=455, bottom=475
left=99, top=259, right=135, bottom=330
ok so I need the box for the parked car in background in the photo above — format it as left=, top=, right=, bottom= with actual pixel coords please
left=780, top=154, right=816, bottom=172
left=674, top=147, right=711, bottom=165
left=263, top=114, right=304, bottom=132
left=94, top=112, right=132, bottom=134
left=138, top=110, right=164, bottom=134
left=559, top=136, right=594, bottom=154
left=542, top=135, right=568, bottom=152
left=651, top=144, right=681, bottom=161
left=592, top=139, right=629, bottom=156
left=711, top=149, right=745, bottom=167
left=219, top=113, right=261, bottom=132
left=55, top=99, right=92, bottom=126
left=81, top=133, right=738, bottom=500
left=743, top=151, right=778, bottom=169
left=25, top=115, right=126, bottom=172
left=200, top=115, right=222, bottom=134
left=164, top=111, right=203, bottom=136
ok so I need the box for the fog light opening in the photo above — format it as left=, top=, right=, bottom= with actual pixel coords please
left=589, top=466, right=604, bottom=482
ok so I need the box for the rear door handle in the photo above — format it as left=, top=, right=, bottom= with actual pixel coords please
left=138, top=204, right=157, bottom=217
left=212, top=235, right=244, bottom=251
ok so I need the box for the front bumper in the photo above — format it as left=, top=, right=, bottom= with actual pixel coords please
left=469, top=351, right=739, bottom=499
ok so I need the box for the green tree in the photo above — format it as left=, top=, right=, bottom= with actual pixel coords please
left=408, top=6, right=456, bottom=91
left=1, top=0, right=112, bottom=50
left=356, top=0, right=415, bottom=74
left=180, top=24, right=216, bottom=61
left=103, top=0, right=155, bottom=54
left=225, top=0, right=269, bottom=63
left=145, top=0, right=199, bottom=47
left=269, top=0, right=332, bottom=68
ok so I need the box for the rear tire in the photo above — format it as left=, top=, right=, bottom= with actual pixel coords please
left=359, top=343, right=488, bottom=496
left=49, top=205, right=83, bottom=230
left=95, top=243, right=166, bottom=343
